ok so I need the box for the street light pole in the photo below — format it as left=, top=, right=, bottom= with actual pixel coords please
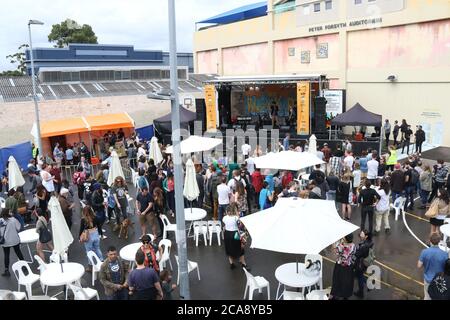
left=28, top=20, right=44, bottom=157
left=168, top=0, right=190, bottom=299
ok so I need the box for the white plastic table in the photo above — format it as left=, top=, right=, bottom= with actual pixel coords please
left=40, top=262, right=84, bottom=300
left=275, top=263, right=320, bottom=300
left=440, top=224, right=450, bottom=250
left=184, top=208, right=207, bottom=237
left=19, top=228, right=39, bottom=263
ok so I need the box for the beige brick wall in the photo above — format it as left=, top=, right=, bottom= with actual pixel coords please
left=0, top=92, right=203, bottom=147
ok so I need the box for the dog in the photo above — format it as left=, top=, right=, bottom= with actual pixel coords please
left=118, top=218, right=135, bottom=239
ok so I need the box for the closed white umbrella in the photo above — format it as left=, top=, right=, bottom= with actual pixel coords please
left=165, top=135, right=222, bottom=154
left=8, top=156, right=25, bottom=190
left=240, top=197, right=359, bottom=255
left=183, top=159, right=200, bottom=212
left=308, top=134, right=317, bottom=154
left=107, top=151, right=125, bottom=187
left=48, top=196, right=74, bottom=268
left=253, top=151, right=324, bottom=171
left=149, top=136, right=163, bottom=164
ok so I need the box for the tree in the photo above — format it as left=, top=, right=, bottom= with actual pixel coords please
left=48, top=19, right=98, bottom=48
left=0, top=70, right=23, bottom=76
left=5, top=44, right=29, bottom=75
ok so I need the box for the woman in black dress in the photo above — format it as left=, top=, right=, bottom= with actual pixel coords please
left=336, top=174, right=351, bottom=220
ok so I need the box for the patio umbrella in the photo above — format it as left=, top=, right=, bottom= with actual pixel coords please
left=183, top=159, right=200, bottom=212
left=149, top=136, right=163, bottom=165
left=308, top=134, right=317, bottom=154
left=253, top=151, right=324, bottom=171
left=48, top=196, right=74, bottom=271
left=240, top=197, right=359, bottom=271
left=165, top=135, right=222, bottom=154
left=7, top=156, right=25, bottom=190
left=107, top=151, right=125, bottom=187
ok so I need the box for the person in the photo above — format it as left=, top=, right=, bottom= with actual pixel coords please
left=330, top=152, right=342, bottom=176
left=128, top=250, right=163, bottom=300
left=0, top=209, right=24, bottom=276
left=279, top=181, right=299, bottom=198
left=79, top=205, right=104, bottom=272
left=400, top=119, right=408, bottom=141
left=386, top=145, right=398, bottom=171
left=139, top=234, right=162, bottom=273
left=384, top=119, right=391, bottom=147
left=207, top=169, right=222, bottom=220
left=343, top=151, right=355, bottom=171
left=428, top=189, right=449, bottom=238
left=374, top=179, right=391, bottom=235
left=330, top=233, right=356, bottom=300
left=5, top=189, right=20, bottom=229
left=111, top=176, right=129, bottom=231
left=307, top=181, right=322, bottom=199
left=259, top=181, right=273, bottom=210
left=136, top=187, right=155, bottom=238
left=418, top=233, right=448, bottom=300
left=359, top=151, right=368, bottom=178
left=358, top=179, right=381, bottom=234
left=164, top=173, right=175, bottom=217
left=352, top=163, right=362, bottom=193
left=40, top=163, right=55, bottom=194
left=336, top=174, right=352, bottom=220
left=401, top=125, right=413, bottom=155
left=354, top=229, right=373, bottom=298
left=160, top=270, right=176, bottom=300
left=287, top=104, right=296, bottom=126
left=91, top=183, right=106, bottom=239
left=195, top=165, right=205, bottom=209
left=49, top=163, right=62, bottom=194
left=222, top=203, right=250, bottom=270
left=32, top=143, right=39, bottom=161
left=36, top=184, right=49, bottom=214
left=326, top=171, right=339, bottom=201
left=152, top=188, right=166, bottom=238
left=270, top=101, right=279, bottom=128
left=217, top=176, right=231, bottom=222
left=35, top=208, right=54, bottom=262
left=367, top=152, right=379, bottom=185
left=414, top=125, right=426, bottom=154
left=428, top=160, right=448, bottom=204
left=403, top=162, right=417, bottom=211
left=59, top=188, right=74, bottom=230
left=419, top=165, right=433, bottom=209
left=227, top=169, right=246, bottom=192
left=136, top=168, right=149, bottom=194
left=393, top=120, right=400, bottom=145
left=428, top=259, right=450, bottom=300
left=72, top=167, right=86, bottom=200
left=283, top=133, right=290, bottom=151
left=65, top=145, right=74, bottom=165
left=53, top=143, right=64, bottom=168
left=234, top=181, right=248, bottom=217
left=99, top=245, right=130, bottom=300
left=78, top=156, right=92, bottom=176
left=390, top=163, right=405, bottom=202
left=251, top=168, right=264, bottom=207
left=241, top=140, right=251, bottom=160
left=321, top=143, right=331, bottom=164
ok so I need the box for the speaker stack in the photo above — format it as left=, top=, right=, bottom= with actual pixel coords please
left=314, top=97, right=327, bottom=133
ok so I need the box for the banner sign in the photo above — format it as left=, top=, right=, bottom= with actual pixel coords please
left=297, top=82, right=310, bottom=135
left=204, top=85, right=217, bottom=131
left=323, top=89, right=345, bottom=128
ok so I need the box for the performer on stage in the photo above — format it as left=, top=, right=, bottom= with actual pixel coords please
left=270, top=101, right=279, bottom=128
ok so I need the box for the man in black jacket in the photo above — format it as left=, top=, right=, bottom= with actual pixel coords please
left=358, top=179, right=381, bottom=234
left=393, top=120, right=400, bottom=145
left=414, top=125, right=426, bottom=154
left=401, top=125, right=413, bottom=155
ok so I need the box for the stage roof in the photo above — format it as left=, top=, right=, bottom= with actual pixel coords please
left=203, top=74, right=325, bottom=85
left=197, top=2, right=267, bottom=25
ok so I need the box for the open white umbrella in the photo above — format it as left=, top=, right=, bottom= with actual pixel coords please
left=308, top=134, right=317, bottom=154
left=240, top=197, right=359, bottom=255
left=107, top=151, right=125, bottom=187
left=48, top=196, right=74, bottom=270
left=252, top=151, right=324, bottom=171
left=149, top=136, right=163, bottom=165
left=8, top=156, right=25, bottom=190
left=183, top=159, right=200, bottom=212
left=165, top=135, right=222, bottom=154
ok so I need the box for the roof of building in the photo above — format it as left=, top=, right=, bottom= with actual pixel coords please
left=197, top=1, right=267, bottom=25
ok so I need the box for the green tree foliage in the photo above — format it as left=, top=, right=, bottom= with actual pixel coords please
left=0, top=70, right=24, bottom=76
left=5, top=44, right=29, bottom=75
left=48, top=19, right=98, bottom=48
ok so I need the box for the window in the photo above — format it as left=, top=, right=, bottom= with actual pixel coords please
left=177, top=69, right=187, bottom=79
left=62, top=72, right=71, bottom=82
left=314, top=3, right=320, bottom=12
left=325, top=0, right=332, bottom=10
left=288, top=48, right=295, bottom=56
left=303, top=5, right=310, bottom=15
left=354, top=0, right=362, bottom=4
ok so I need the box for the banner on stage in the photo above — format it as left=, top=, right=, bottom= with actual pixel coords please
left=297, top=82, right=310, bottom=135
left=204, top=85, right=217, bottom=131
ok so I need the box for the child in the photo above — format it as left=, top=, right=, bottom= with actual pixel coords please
left=160, top=270, right=176, bottom=300
left=352, top=163, right=362, bottom=195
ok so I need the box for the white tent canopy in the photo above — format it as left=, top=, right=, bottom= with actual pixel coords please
left=149, top=136, right=163, bottom=165
left=107, top=151, right=125, bottom=187
left=8, top=156, right=25, bottom=190
left=240, top=198, right=359, bottom=254
left=183, top=159, right=200, bottom=201
left=165, top=135, right=222, bottom=154
left=48, top=196, right=74, bottom=256
left=252, top=151, right=324, bottom=171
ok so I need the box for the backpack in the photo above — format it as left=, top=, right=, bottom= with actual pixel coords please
left=410, top=169, right=419, bottom=185
left=363, top=247, right=375, bottom=267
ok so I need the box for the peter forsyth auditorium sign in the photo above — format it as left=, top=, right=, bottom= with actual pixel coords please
left=308, top=17, right=383, bottom=33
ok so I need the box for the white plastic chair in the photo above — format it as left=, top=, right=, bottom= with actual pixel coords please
left=68, top=284, right=99, bottom=300
left=193, top=221, right=208, bottom=247
left=242, top=267, right=270, bottom=300
left=11, top=291, right=27, bottom=300
left=159, top=239, right=173, bottom=270
left=87, top=251, right=103, bottom=286
left=306, top=288, right=331, bottom=300
left=208, top=220, right=222, bottom=246
left=391, top=197, right=406, bottom=220
left=161, top=214, right=176, bottom=240
left=11, top=261, right=41, bottom=299
left=49, top=251, right=68, bottom=264
left=282, top=290, right=304, bottom=300
left=304, top=254, right=323, bottom=290
left=34, top=255, right=48, bottom=293
left=174, top=255, right=200, bottom=285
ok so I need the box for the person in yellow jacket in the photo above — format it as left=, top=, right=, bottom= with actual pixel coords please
left=386, top=145, right=397, bottom=171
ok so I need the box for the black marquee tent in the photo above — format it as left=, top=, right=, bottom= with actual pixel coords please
left=153, top=106, right=197, bottom=135
left=331, top=103, right=382, bottom=127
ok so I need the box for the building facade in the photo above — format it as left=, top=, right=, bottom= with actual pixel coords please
left=194, top=0, right=450, bottom=147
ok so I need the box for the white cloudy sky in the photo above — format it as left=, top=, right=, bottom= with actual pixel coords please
left=0, top=0, right=260, bottom=71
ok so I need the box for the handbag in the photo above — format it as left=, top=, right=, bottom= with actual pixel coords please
left=425, top=199, right=439, bottom=218
left=79, top=230, right=89, bottom=243
left=39, top=226, right=52, bottom=244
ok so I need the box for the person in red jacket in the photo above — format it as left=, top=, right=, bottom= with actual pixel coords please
left=251, top=168, right=264, bottom=209
left=281, top=171, right=293, bottom=189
